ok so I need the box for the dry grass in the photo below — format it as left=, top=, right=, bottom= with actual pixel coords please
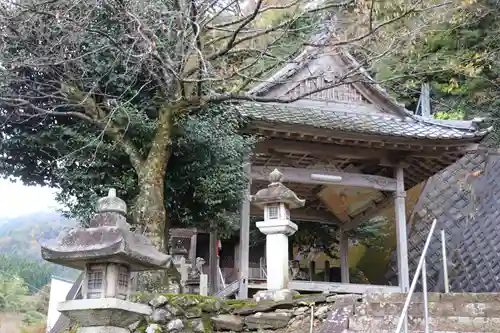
left=0, top=313, right=24, bottom=333
left=0, top=313, right=45, bottom=333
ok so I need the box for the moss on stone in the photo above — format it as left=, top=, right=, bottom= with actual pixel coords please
left=130, top=292, right=156, bottom=303
left=225, top=299, right=257, bottom=309
left=201, top=313, right=214, bottom=333
left=132, top=292, right=219, bottom=305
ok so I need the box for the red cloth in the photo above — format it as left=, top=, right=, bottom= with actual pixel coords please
left=216, top=240, right=221, bottom=257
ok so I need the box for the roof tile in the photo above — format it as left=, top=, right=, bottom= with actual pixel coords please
left=239, top=102, right=487, bottom=140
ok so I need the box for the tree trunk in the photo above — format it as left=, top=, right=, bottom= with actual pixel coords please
left=132, top=108, right=173, bottom=252
left=134, top=170, right=169, bottom=251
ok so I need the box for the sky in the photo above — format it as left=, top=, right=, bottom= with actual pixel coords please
left=0, top=178, right=59, bottom=218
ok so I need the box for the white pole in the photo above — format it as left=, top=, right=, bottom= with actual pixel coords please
left=217, top=257, right=226, bottom=289
left=441, top=229, right=450, bottom=293
left=422, top=258, right=429, bottom=333
left=394, top=219, right=438, bottom=333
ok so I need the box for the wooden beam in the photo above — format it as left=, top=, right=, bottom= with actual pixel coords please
left=238, top=163, right=251, bottom=299
left=339, top=229, right=350, bottom=283
left=250, top=206, right=338, bottom=225
left=343, top=195, right=393, bottom=231
left=255, top=138, right=471, bottom=159
left=189, top=234, right=197, bottom=264
left=251, top=165, right=397, bottom=191
left=209, top=226, right=218, bottom=295
left=256, top=139, right=385, bottom=160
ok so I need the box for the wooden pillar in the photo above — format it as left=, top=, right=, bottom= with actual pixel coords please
left=238, top=163, right=251, bottom=299
left=189, top=233, right=198, bottom=264
left=340, top=228, right=350, bottom=283
left=395, top=166, right=410, bottom=292
left=309, top=261, right=316, bottom=281
left=209, top=227, right=218, bottom=295
left=324, top=260, right=330, bottom=282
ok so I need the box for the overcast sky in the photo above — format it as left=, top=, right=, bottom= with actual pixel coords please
left=0, top=179, right=59, bottom=218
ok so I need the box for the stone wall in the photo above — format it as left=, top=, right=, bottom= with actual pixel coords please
left=131, top=292, right=500, bottom=333
left=351, top=293, right=500, bottom=332
left=131, top=293, right=361, bottom=332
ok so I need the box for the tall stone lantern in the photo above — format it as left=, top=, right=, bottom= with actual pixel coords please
left=41, top=189, right=171, bottom=333
left=250, top=169, right=305, bottom=301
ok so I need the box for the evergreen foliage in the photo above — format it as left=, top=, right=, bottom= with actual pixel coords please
left=0, top=0, right=460, bottom=251
left=0, top=274, right=27, bottom=311
left=372, top=0, right=500, bottom=144
left=0, top=0, right=335, bottom=246
left=0, top=255, right=53, bottom=294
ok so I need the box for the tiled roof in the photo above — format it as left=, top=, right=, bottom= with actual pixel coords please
left=239, top=102, right=488, bottom=140
left=386, top=153, right=500, bottom=292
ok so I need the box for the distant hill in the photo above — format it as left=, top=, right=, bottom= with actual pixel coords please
left=0, top=212, right=79, bottom=281
left=0, top=212, right=75, bottom=260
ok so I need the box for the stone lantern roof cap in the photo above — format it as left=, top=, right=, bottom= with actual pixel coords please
left=40, top=188, right=171, bottom=271
left=96, top=188, right=127, bottom=215
left=250, top=169, right=306, bottom=210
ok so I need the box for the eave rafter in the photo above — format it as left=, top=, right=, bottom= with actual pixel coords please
left=255, top=137, right=477, bottom=160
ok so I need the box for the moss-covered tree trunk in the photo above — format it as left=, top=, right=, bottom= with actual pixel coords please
left=132, top=109, right=173, bottom=252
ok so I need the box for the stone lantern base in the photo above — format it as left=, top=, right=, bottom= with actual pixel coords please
left=58, top=298, right=152, bottom=332
left=253, top=289, right=299, bottom=302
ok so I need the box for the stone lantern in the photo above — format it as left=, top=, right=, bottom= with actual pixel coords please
left=250, top=169, right=305, bottom=301
left=41, top=189, right=171, bottom=333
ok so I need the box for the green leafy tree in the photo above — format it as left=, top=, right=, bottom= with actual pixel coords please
left=0, top=254, right=53, bottom=293
left=0, top=274, right=28, bottom=311
left=0, top=0, right=439, bottom=249
left=372, top=0, right=500, bottom=144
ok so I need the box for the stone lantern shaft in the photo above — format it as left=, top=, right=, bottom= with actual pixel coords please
left=250, top=169, right=305, bottom=301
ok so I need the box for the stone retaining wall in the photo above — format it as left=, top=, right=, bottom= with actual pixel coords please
left=351, top=293, right=500, bottom=333
left=131, top=293, right=361, bottom=332
left=131, top=292, right=500, bottom=333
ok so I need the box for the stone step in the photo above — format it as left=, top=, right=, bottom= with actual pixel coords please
left=355, top=301, right=500, bottom=318
left=348, top=314, right=500, bottom=332
left=365, top=292, right=500, bottom=304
